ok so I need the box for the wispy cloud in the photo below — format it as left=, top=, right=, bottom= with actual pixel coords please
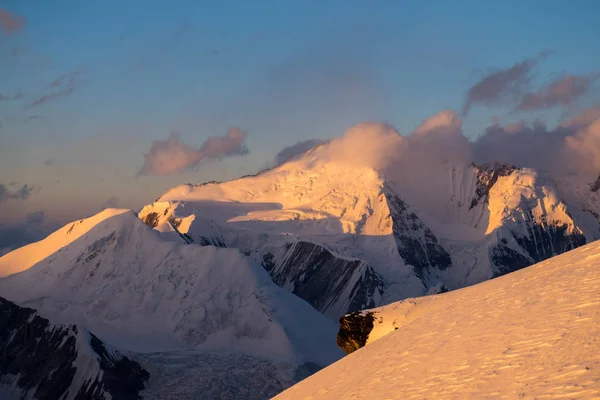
left=0, top=8, right=25, bottom=35
left=273, top=139, right=328, bottom=166
left=26, top=68, right=83, bottom=108
left=48, top=69, right=83, bottom=89
left=516, top=73, right=599, bottom=111
left=298, top=104, right=600, bottom=179
left=560, top=105, right=600, bottom=131
left=137, top=127, right=250, bottom=176
left=27, top=87, right=74, bottom=108
left=462, top=51, right=552, bottom=116
left=0, top=183, right=39, bottom=203
left=473, top=105, right=600, bottom=174
left=0, top=89, right=23, bottom=102
left=25, top=115, right=47, bottom=122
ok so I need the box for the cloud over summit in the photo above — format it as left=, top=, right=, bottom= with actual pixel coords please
left=274, top=139, right=328, bottom=166
left=271, top=103, right=600, bottom=180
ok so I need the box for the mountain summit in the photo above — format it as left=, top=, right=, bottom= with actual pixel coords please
left=138, top=122, right=599, bottom=319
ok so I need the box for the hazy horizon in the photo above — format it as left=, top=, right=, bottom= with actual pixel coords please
left=1, top=0, right=599, bottom=240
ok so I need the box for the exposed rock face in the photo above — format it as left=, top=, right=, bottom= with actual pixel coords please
left=470, top=163, right=517, bottom=210
left=336, top=311, right=375, bottom=355
left=384, top=191, right=452, bottom=288
left=490, top=208, right=586, bottom=277
left=193, top=235, right=227, bottom=247
left=263, top=241, right=384, bottom=319
left=490, top=244, right=532, bottom=276
left=0, top=297, right=149, bottom=399
left=141, top=211, right=160, bottom=228
left=591, top=174, right=600, bottom=192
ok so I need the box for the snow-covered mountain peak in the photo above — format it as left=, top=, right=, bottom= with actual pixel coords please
left=156, top=151, right=389, bottom=238
left=0, top=208, right=132, bottom=278
left=0, top=209, right=343, bottom=367
left=138, top=136, right=596, bottom=319
left=485, top=168, right=578, bottom=235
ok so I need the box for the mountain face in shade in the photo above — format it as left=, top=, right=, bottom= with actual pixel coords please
left=0, top=297, right=149, bottom=400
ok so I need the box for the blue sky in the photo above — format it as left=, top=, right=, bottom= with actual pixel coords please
left=0, top=0, right=599, bottom=224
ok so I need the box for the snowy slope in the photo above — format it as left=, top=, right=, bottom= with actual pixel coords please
left=277, top=240, right=600, bottom=400
left=137, top=123, right=599, bottom=319
left=555, top=174, right=600, bottom=240
left=0, top=209, right=130, bottom=278
left=0, top=209, right=342, bottom=366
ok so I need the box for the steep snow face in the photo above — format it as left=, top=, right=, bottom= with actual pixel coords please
left=384, top=162, right=488, bottom=240
left=554, top=174, right=600, bottom=241
left=0, top=297, right=148, bottom=400
left=486, top=169, right=580, bottom=236
left=0, top=210, right=343, bottom=368
left=485, top=169, right=587, bottom=276
left=279, top=241, right=600, bottom=400
left=262, top=241, right=384, bottom=319
left=383, top=188, right=453, bottom=288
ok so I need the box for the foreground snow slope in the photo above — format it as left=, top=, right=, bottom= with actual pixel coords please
left=277, top=240, right=600, bottom=399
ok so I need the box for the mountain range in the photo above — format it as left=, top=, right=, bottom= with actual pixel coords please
left=1, top=118, right=599, bottom=398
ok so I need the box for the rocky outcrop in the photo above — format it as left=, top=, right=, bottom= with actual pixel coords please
left=0, top=297, right=149, bottom=399
left=192, top=235, right=227, bottom=247
left=490, top=209, right=586, bottom=277
left=470, top=163, right=517, bottom=210
left=336, top=311, right=375, bottom=355
left=141, top=211, right=160, bottom=228
left=263, top=241, right=384, bottom=319
left=490, top=244, right=533, bottom=276
left=591, top=174, right=600, bottom=192
left=385, top=191, right=452, bottom=288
